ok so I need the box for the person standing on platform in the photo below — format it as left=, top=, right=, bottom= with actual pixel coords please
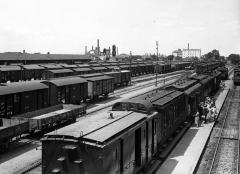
left=203, top=103, right=208, bottom=123
left=194, top=111, right=200, bottom=127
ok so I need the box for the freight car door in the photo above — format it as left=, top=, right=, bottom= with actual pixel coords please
left=120, top=133, right=135, bottom=174
left=13, top=94, right=21, bottom=115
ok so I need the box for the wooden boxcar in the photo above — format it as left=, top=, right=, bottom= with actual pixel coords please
left=79, top=74, right=114, bottom=100
left=0, top=66, right=22, bottom=83
left=0, top=82, right=49, bottom=118
left=42, top=69, right=74, bottom=79
left=42, top=77, right=88, bottom=105
left=21, top=64, right=45, bottom=80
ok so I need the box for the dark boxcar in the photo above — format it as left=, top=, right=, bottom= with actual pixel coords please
left=42, top=77, right=88, bottom=106
left=72, top=67, right=93, bottom=75
left=79, top=74, right=114, bottom=100
left=120, top=70, right=131, bottom=86
left=42, top=110, right=150, bottom=174
left=90, top=67, right=109, bottom=73
left=0, top=66, right=22, bottom=83
left=103, top=72, right=121, bottom=87
left=0, top=82, right=49, bottom=118
left=42, top=69, right=74, bottom=79
left=21, top=64, right=45, bottom=80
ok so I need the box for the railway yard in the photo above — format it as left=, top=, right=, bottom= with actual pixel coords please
left=0, top=61, right=237, bottom=174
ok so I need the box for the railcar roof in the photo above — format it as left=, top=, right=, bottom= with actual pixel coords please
left=73, top=67, right=92, bottom=72
left=0, top=81, right=48, bottom=96
left=0, top=66, right=21, bottom=71
left=90, top=67, right=107, bottom=70
left=170, top=79, right=197, bottom=91
left=78, top=73, right=103, bottom=78
left=47, top=111, right=134, bottom=138
left=184, top=83, right=201, bottom=95
left=83, top=112, right=146, bottom=144
left=46, top=69, right=74, bottom=73
left=153, top=90, right=183, bottom=107
left=190, top=74, right=208, bottom=80
left=21, top=64, right=45, bottom=70
left=84, top=75, right=114, bottom=81
left=39, top=64, right=63, bottom=69
left=200, top=76, right=213, bottom=85
left=43, top=77, right=87, bottom=86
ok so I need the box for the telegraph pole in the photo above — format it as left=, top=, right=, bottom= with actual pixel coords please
left=130, top=51, right=132, bottom=85
left=155, top=41, right=158, bottom=87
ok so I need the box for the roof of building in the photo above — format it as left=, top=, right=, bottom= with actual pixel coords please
left=0, top=52, right=91, bottom=61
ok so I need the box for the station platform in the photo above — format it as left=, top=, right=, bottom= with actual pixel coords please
left=154, top=81, right=232, bottom=174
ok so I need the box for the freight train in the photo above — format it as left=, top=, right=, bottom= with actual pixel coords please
left=0, top=62, right=190, bottom=152
left=41, top=66, right=225, bottom=174
left=0, top=61, right=191, bottom=83
left=196, top=61, right=228, bottom=80
left=233, top=68, right=240, bottom=85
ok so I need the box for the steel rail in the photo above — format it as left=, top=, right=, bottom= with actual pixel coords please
left=208, top=90, right=234, bottom=174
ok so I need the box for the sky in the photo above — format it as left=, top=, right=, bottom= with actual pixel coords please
left=0, top=0, right=239, bottom=56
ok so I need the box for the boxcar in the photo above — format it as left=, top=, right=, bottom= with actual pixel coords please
left=42, top=77, right=88, bottom=105
left=90, top=67, right=109, bottom=73
left=79, top=74, right=114, bottom=100
left=0, top=66, right=22, bottom=83
left=72, top=67, right=93, bottom=75
left=120, top=70, right=131, bottom=86
left=42, top=69, right=74, bottom=79
left=21, top=64, right=45, bottom=80
left=103, top=71, right=121, bottom=87
left=233, top=68, right=240, bottom=85
left=0, top=82, right=49, bottom=118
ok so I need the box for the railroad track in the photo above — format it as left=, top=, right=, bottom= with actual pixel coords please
left=7, top=72, right=188, bottom=174
left=208, top=88, right=240, bottom=174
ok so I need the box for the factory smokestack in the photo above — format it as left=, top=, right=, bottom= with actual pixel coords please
left=97, top=39, right=100, bottom=56
left=85, top=46, right=88, bottom=54
left=188, top=43, right=189, bottom=50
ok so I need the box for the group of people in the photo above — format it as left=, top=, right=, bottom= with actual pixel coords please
left=194, top=97, right=218, bottom=127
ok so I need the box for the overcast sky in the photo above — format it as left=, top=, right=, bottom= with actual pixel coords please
left=0, top=0, right=239, bottom=56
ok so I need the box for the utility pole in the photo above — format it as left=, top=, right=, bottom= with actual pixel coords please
left=130, top=51, right=132, bottom=85
left=156, top=41, right=158, bottom=87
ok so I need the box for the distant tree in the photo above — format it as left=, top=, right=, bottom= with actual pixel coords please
left=203, top=49, right=220, bottom=61
left=228, top=54, right=240, bottom=65
left=167, top=55, right=174, bottom=61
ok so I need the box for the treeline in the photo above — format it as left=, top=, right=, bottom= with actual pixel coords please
left=227, top=54, right=240, bottom=65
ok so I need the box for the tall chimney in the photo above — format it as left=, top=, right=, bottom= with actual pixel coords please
left=23, top=50, right=25, bottom=54
left=97, top=39, right=100, bottom=56
left=188, top=43, right=189, bottom=50
left=85, top=46, right=88, bottom=54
